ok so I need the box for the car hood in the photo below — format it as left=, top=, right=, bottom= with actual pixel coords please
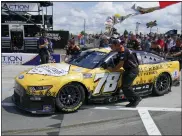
left=15, top=62, right=92, bottom=86
left=27, top=62, right=91, bottom=76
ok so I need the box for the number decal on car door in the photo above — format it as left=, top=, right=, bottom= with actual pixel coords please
left=93, top=72, right=120, bottom=95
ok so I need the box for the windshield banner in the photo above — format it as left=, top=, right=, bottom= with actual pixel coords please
left=28, top=64, right=70, bottom=76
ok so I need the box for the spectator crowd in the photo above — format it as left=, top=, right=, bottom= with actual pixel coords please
left=40, top=29, right=181, bottom=66
left=66, top=31, right=182, bottom=68
left=79, top=32, right=182, bottom=58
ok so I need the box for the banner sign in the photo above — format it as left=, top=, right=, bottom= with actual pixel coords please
left=46, top=33, right=61, bottom=40
left=2, top=3, right=38, bottom=12
left=2, top=53, right=61, bottom=65
left=1, top=15, right=42, bottom=24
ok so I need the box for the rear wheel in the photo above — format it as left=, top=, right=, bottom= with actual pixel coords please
left=56, top=83, right=85, bottom=113
left=153, top=73, right=171, bottom=96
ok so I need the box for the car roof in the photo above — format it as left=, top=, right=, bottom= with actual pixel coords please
left=132, top=50, right=143, bottom=53
left=87, top=47, right=112, bottom=53
left=87, top=48, right=163, bottom=58
left=133, top=50, right=163, bottom=57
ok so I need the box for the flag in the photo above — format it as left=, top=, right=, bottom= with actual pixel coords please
left=131, top=4, right=160, bottom=14
left=159, top=1, right=180, bottom=9
left=119, top=13, right=137, bottom=22
left=104, top=12, right=137, bottom=28
left=146, top=20, right=157, bottom=28
left=131, top=2, right=180, bottom=15
left=104, top=16, right=114, bottom=27
left=165, top=29, right=177, bottom=35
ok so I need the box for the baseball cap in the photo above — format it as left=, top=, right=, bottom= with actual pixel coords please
left=110, top=38, right=125, bottom=45
left=111, top=39, right=120, bottom=45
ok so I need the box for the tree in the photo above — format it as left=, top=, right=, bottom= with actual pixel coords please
left=80, top=31, right=87, bottom=35
left=124, top=30, right=128, bottom=36
left=80, top=31, right=85, bottom=35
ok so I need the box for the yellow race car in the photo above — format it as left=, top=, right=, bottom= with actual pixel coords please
left=13, top=48, right=180, bottom=114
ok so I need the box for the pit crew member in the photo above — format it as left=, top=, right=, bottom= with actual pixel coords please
left=65, top=39, right=81, bottom=61
left=38, top=30, right=50, bottom=64
left=108, top=39, right=142, bottom=107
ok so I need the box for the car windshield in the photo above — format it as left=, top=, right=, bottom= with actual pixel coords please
left=67, top=51, right=107, bottom=69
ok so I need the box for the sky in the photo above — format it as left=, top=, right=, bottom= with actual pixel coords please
left=43, top=2, right=181, bottom=35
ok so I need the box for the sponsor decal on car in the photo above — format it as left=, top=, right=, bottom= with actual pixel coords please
left=133, top=84, right=150, bottom=90
left=93, top=72, right=120, bottom=95
left=43, top=105, right=52, bottom=112
left=171, top=70, right=179, bottom=79
left=28, top=64, right=70, bottom=76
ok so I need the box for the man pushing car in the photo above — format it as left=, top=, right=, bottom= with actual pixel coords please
left=108, top=38, right=142, bottom=107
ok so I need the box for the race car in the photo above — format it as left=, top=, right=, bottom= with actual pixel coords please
left=12, top=48, right=181, bottom=114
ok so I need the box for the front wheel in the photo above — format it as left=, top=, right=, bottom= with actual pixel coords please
left=153, top=73, right=171, bottom=96
left=56, top=83, right=85, bottom=113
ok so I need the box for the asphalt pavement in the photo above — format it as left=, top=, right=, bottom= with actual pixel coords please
left=1, top=65, right=182, bottom=135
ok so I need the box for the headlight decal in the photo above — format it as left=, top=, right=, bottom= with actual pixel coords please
left=46, top=91, right=57, bottom=97
left=39, top=91, right=44, bottom=96
left=27, top=85, right=53, bottom=96
left=28, top=85, right=53, bottom=91
left=46, top=91, right=51, bottom=96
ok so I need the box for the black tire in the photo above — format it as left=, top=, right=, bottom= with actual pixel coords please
left=153, top=73, right=171, bottom=96
left=56, top=83, right=85, bottom=113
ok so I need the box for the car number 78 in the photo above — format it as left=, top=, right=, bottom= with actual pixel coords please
left=93, top=72, right=121, bottom=95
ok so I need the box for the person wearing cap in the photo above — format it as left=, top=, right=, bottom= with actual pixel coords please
left=65, top=39, right=81, bottom=61
left=108, top=39, right=142, bottom=107
left=150, top=40, right=162, bottom=55
left=168, top=38, right=182, bottom=69
left=157, top=36, right=165, bottom=52
left=100, top=35, right=109, bottom=48
left=144, top=36, right=151, bottom=52
left=127, top=34, right=141, bottom=50
left=38, top=30, right=50, bottom=64
left=140, top=35, right=145, bottom=50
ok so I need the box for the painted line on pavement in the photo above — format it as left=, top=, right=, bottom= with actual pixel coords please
left=138, top=109, right=161, bottom=135
left=2, top=102, right=181, bottom=112
left=92, top=106, right=181, bottom=112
